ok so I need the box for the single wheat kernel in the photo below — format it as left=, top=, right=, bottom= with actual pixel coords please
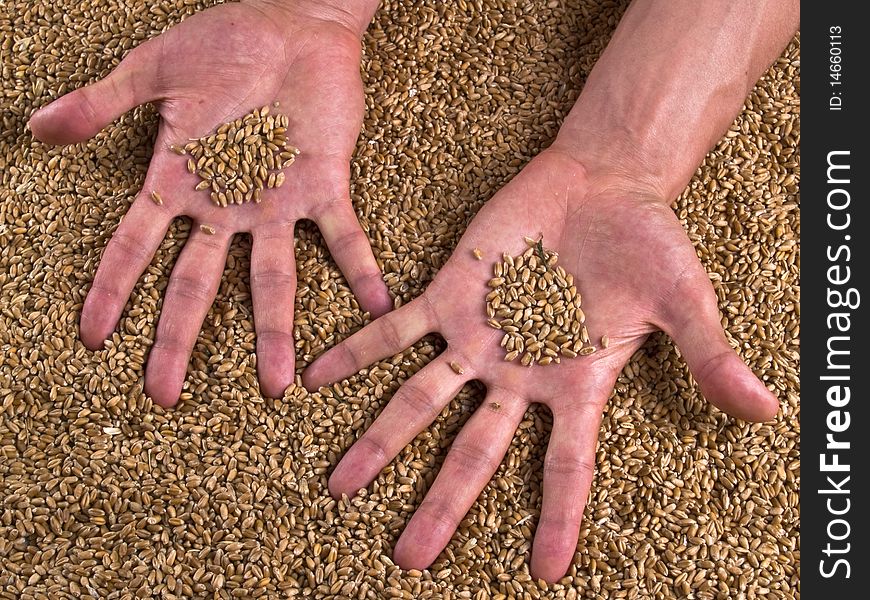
left=601, top=334, right=610, bottom=348
left=473, top=248, right=483, bottom=260
left=150, top=190, right=163, bottom=206
left=200, top=224, right=216, bottom=235
left=449, top=361, right=464, bottom=375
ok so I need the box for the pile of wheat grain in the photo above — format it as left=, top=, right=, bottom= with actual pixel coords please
left=0, top=0, right=799, bottom=598
left=485, top=239, right=602, bottom=366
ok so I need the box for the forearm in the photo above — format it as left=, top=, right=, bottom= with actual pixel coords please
left=554, top=0, right=799, bottom=200
left=246, top=0, right=381, bottom=37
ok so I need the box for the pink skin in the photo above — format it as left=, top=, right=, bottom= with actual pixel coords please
left=303, top=149, right=780, bottom=581
left=303, top=0, right=796, bottom=582
left=28, top=1, right=392, bottom=405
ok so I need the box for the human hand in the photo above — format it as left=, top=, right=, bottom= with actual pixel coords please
left=302, top=149, right=779, bottom=581
left=28, top=0, right=392, bottom=405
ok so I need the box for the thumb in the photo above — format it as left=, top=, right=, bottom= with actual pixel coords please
left=29, top=42, right=158, bottom=145
left=661, top=276, right=780, bottom=422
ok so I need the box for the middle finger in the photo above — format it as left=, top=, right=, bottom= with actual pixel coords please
left=328, top=351, right=470, bottom=499
left=145, top=225, right=232, bottom=406
left=392, top=386, right=528, bottom=570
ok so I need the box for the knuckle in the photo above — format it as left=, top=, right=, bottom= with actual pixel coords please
left=350, top=268, right=385, bottom=288
left=253, top=225, right=293, bottom=243
left=87, top=279, right=122, bottom=302
left=335, top=339, right=368, bottom=374
left=167, top=274, right=213, bottom=304
left=416, top=294, right=440, bottom=328
left=75, top=87, right=101, bottom=126
left=415, top=497, right=461, bottom=531
left=327, top=231, right=378, bottom=279
left=353, top=435, right=389, bottom=466
left=329, top=225, right=366, bottom=251
left=311, top=194, right=349, bottom=222
left=377, top=315, right=404, bottom=352
left=562, top=395, right=608, bottom=417
left=396, top=382, right=440, bottom=420
left=256, top=329, right=294, bottom=347
left=250, top=269, right=296, bottom=291
left=691, top=349, right=734, bottom=385
left=150, top=336, right=187, bottom=357
left=188, top=235, right=226, bottom=253
left=448, top=441, right=500, bottom=474
left=544, top=454, right=595, bottom=480
left=106, top=229, right=152, bottom=265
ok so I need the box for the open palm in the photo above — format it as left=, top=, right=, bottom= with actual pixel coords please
left=29, top=1, right=392, bottom=405
left=303, top=149, right=779, bottom=581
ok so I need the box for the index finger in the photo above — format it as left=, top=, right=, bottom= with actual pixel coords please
left=80, top=195, right=173, bottom=349
left=302, top=294, right=439, bottom=390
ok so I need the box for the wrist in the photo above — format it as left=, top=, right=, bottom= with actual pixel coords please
left=549, top=112, right=677, bottom=205
left=549, top=0, right=799, bottom=204
left=243, top=0, right=380, bottom=38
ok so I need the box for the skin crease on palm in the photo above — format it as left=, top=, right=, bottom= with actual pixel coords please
left=27, top=0, right=393, bottom=406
